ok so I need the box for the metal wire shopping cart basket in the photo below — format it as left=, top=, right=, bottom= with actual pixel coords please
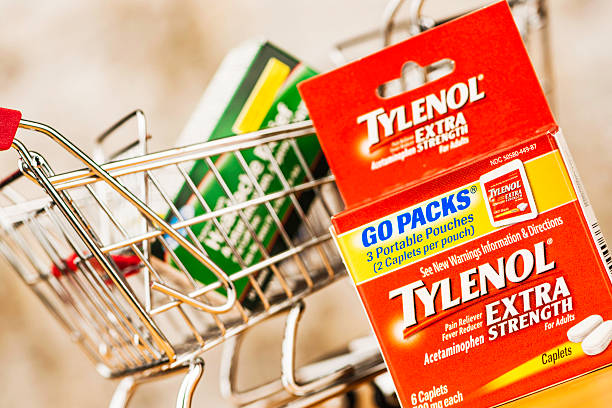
left=0, top=108, right=387, bottom=407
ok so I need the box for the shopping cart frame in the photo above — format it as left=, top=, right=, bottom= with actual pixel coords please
left=0, top=108, right=356, bottom=407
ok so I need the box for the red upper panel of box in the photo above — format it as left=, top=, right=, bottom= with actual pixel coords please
left=299, top=1, right=555, bottom=209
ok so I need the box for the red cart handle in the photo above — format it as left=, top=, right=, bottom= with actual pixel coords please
left=51, top=253, right=142, bottom=285
left=0, top=108, right=22, bottom=150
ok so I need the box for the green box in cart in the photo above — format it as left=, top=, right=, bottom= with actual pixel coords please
left=155, top=41, right=325, bottom=306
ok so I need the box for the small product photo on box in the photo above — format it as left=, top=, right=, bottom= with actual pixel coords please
left=480, top=159, right=538, bottom=227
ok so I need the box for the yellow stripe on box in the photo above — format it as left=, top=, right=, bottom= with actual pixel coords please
left=232, top=58, right=291, bottom=133
left=481, top=342, right=584, bottom=393
left=335, top=151, right=577, bottom=285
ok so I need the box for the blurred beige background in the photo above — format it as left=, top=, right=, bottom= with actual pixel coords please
left=0, top=1, right=611, bottom=407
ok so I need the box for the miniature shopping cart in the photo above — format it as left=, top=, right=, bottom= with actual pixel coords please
left=0, top=108, right=386, bottom=407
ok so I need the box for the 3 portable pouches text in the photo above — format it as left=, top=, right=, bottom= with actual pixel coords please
left=299, top=2, right=612, bottom=407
